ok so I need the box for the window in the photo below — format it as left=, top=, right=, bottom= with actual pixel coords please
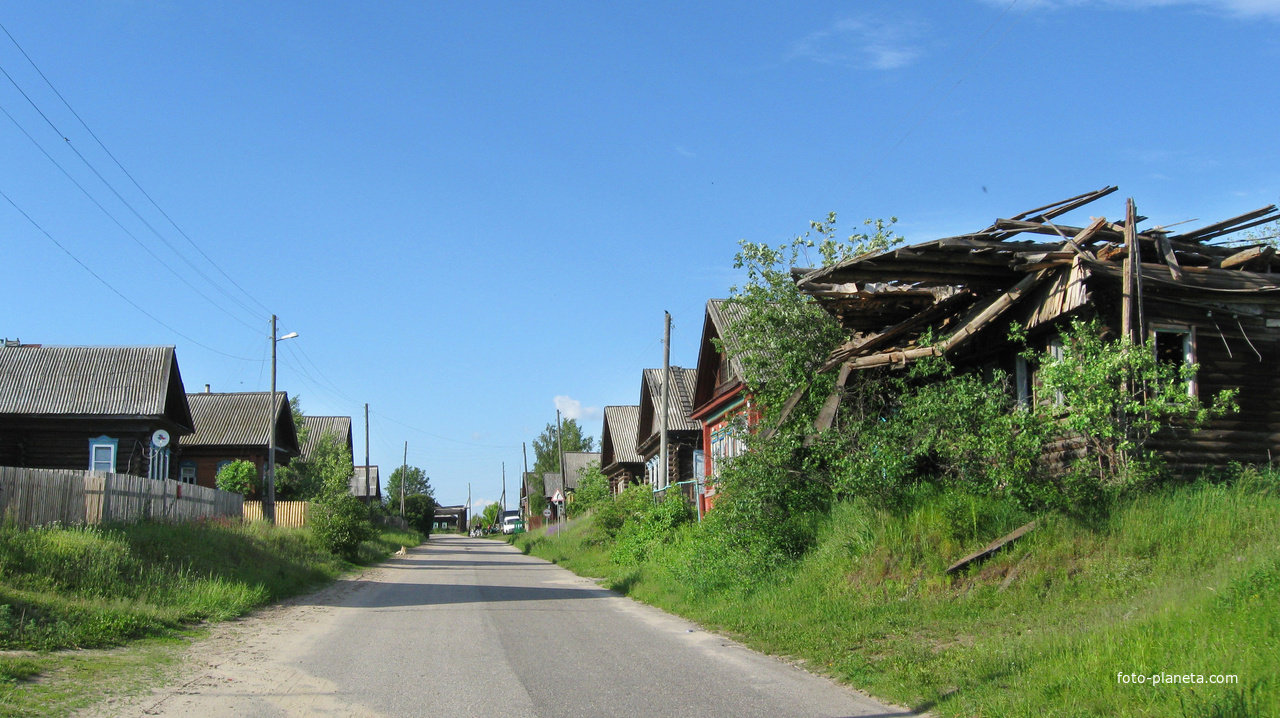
left=89, top=436, right=118, bottom=473
left=1151, top=325, right=1197, bottom=397
left=1014, top=356, right=1031, bottom=409
left=179, top=461, right=197, bottom=484
left=1046, top=336, right=1065, bottom=406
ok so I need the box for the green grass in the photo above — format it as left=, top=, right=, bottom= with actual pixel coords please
left=514, top=475, right=1280, bottom=717
left=0, top=519, right=421, bottom=716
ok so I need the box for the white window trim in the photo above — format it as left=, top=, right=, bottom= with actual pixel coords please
left=89, top=435, right=118, bottom=473
left=1150, top=324, right=1198, bottom=398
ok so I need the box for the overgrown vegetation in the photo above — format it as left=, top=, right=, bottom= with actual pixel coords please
left=512, top=214, right=1268, bottom=716
left=214, top=459, right=257, bottom=496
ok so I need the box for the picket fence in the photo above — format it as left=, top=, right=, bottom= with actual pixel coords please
left=242, top=500, right=310, bottom=528
left=0, top=466, right=243, bottom=528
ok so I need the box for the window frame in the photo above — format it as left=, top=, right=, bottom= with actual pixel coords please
left=1149, top=323, right=1198, bottom=398
left=88, top=435, right=118, bottom=473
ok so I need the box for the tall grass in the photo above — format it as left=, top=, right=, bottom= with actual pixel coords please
left=0, top=519, right=419, bottom=650
left=515, top=471, right=1280, bottom=717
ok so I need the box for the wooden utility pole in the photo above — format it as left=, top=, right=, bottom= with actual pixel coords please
left=266, top=314, right=278, bottom=524
left=522, top=441, right=529, bottom=522
left=1122, top=198, right=1145, bottom=343
left=364, top=403, right=371, bottom=500
left=400, top=441, right=407, bottom=519
left=659, top=310, right=671, bottom=496
left=467, top=482, right=471, bottom=534
left=501, top=461, right=506, bottom=515
left=556, top=409, right=566, bottom=530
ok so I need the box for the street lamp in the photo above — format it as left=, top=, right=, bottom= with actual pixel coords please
left=266, top=315, right=298, bottom=524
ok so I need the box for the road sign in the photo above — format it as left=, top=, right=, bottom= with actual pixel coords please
left=542, top=508, right=552, bottom=518
left=552, top=490, right=564, bottom=503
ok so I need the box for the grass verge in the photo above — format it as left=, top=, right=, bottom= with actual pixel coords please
left=513, top=476, right=1279, bottom=717
left=0, top=520, right=421, bottom=717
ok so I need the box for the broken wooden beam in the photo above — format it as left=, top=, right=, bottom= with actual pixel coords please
left=1215, top=245, right=1275, bottom=270
left=1176, top=205, right=1278, bottom=243
left=945, top=520, right=1038, bottom=575
left=940, top=270, right=1047, bottom=353
left=811, top=362, right=855, bottom=434
left=1155, top=232, right=1183, bottom=281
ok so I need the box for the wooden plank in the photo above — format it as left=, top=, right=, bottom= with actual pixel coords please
left=1175, top=205, right=1278, bottom=242
left=1155, top=232, right=1183, bottom=280
left=940, top=270, right=1048, bottom=353
left=946, top=521, right=1038, bottom=575
left=820, top=290, right=975, bottom=372
left=760, top=385, right=808, bottom=441
left=812, top=362, right=855, bottom=433
left=1215, top=245, right=1275, bottom=270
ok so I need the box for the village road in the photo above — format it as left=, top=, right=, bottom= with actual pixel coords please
left=98, top=533, right=915, bottom=718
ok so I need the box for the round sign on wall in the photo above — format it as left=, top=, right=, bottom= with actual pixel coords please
left=151, top=429, right=170, bottom=448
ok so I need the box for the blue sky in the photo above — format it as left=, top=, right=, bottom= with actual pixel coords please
left=3, top=1, right=1278, bottom=511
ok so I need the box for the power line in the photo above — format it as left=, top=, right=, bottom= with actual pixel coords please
left=0, top=21, right=273, bottom=317
left=0, top=58, right=267, bottom=321
left=0, top=99, right=262, bottom=333
left=0, top=186, right=257, bottom=360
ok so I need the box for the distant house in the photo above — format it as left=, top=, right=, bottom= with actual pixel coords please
left=690, top=299, right=756, bottom=511
left=434, top=504, right=467, bottom=531
left=178, top=391, right=300, bottom=493
left=298, top=415, right=354, bottom=463
left=352, top=465, right=380, bottom=502
left=600, top=405, right=644, bottom=494
left=0, top=345, right=194, bottom=480
left=636, top=367, right=701, bottom=498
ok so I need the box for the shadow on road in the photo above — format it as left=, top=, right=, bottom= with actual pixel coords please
left=304, top=581, right=617, bottom=609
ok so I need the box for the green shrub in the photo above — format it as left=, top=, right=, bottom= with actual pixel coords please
left=611, top=488, right=694, bottom=565
left=215, top=459, right=259, bottom=496
left=310, top=495, right=373, bottom=560
left=569, top=462, right=609, bottom=518
left=402, top=494, right=436, bottom=536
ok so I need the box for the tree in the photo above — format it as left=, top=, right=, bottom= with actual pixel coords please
left=385, top=465, right=433, bottom=512
left=402, top=494, right=437, bottom=535
left=531, top=419, right=594, bottom=474
left=480, top=502, right=502, bottom=529
left=215, top=460, right=258, bottom=496
left=278, top=432, right=354, bottom=501
left=568, top=461, right=609, bottom=518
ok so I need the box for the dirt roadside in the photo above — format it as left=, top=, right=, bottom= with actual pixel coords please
left=78, top=564, right=394, bottom=718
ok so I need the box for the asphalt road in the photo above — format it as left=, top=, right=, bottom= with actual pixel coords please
left=118, top=533, right=915, bottom=718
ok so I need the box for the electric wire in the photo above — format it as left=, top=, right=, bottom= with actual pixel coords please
left=0, top=21, right=273, bottom=316
left=0, top=59, right=266, bottom=321
left=0, top=186, right=258, bottom=360
left=0, top=99, right=263, bottom=333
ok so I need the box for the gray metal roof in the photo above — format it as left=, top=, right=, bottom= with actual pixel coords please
left=299, top=415, right=353, bottom=462
left=562, top=452, right=601, bottom=491
left=352, top=466, right=380, bottom=498
left=706, top=298, right=749, bottom=377
left=0, top=345, right=193, bottom=430
left=542, top=471, right=565, bottom=499
left=642, top=366, right=700, bottom=434
left=183, top=392, right=298, bottom=453
left=601, top=405, right=642, bottom=466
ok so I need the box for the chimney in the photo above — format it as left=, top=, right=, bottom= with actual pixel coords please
left=204, top=384, right=211, bottom=393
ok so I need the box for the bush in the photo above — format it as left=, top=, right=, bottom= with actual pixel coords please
left=610, top=488, right=694, bottom=565
left=310, top=495, right=373, bottom=560
left=215, top=460, right=259, bottom=496
left=569, top=462, right=610, bottom=518
left=402, top=494, right=436, bottom=536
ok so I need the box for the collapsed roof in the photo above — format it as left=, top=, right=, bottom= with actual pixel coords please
left=794, top=186, right=1280, bottom=375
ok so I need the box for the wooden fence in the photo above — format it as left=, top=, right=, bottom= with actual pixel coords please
left=0, top=466, right=243, bottom=528
left=242, top=500, right=310, bottom=528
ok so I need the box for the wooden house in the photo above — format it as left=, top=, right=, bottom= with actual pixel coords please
left=600, top=405, right=644, bottom=494
left=636, top=367, right=701, bottom=498
left=0, top=345, right=194, bottom=480
left=690, top=299, right=756, bottom=511
left=791, top=187, right=1280, bottom=474
left=178, top=391, right=299, bottom=492
left=298, top=415, right=354, bottom=463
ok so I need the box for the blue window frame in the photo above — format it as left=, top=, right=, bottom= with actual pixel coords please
left=89, top=435, right=118, bottom=473
left=179, top=461, right=198, bottom=484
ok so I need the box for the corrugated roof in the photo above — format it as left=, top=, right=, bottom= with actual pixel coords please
left=299, top=415, right=352, bottom=462
left=643, top=367, right=700, bottom=433
left=352, top=466, right=380, bottom=497
left=562, top=451, right=601, bottom=490
left=543, top=471, right=565, bottom=499
left=601, top=405, right=642, bottom=466
left=706, top=298, right=749, bottom=377
left=0, top=345, right=192, bottom=429
left=184, top=392, right=297, bottom=451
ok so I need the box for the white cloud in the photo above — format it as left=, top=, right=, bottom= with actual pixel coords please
left=675, top=145, right=697, bottom=158
left=554, top=395, right=599, bottom=422
left=978, top=0, right=1280, bottom=18
left=790, top=17, right=928, bottom=70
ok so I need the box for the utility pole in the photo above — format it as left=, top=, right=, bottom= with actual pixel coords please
left=266, top=314, right=278, bottom=524
left=556, top=409, right=566, bottom=531
left=522, top=441, right=529, bottom=522
left=659, top=310, right=671, bottom=497
left=364, top=403, right=371, bottom=501
left=467, top=482, right=471, bottom=534
left=400, top=441, right=407, bottom=519
left=501, top=462, right=506, bottom=515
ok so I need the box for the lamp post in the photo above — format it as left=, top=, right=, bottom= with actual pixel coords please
left=266, top=314, right=298, bottom=524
